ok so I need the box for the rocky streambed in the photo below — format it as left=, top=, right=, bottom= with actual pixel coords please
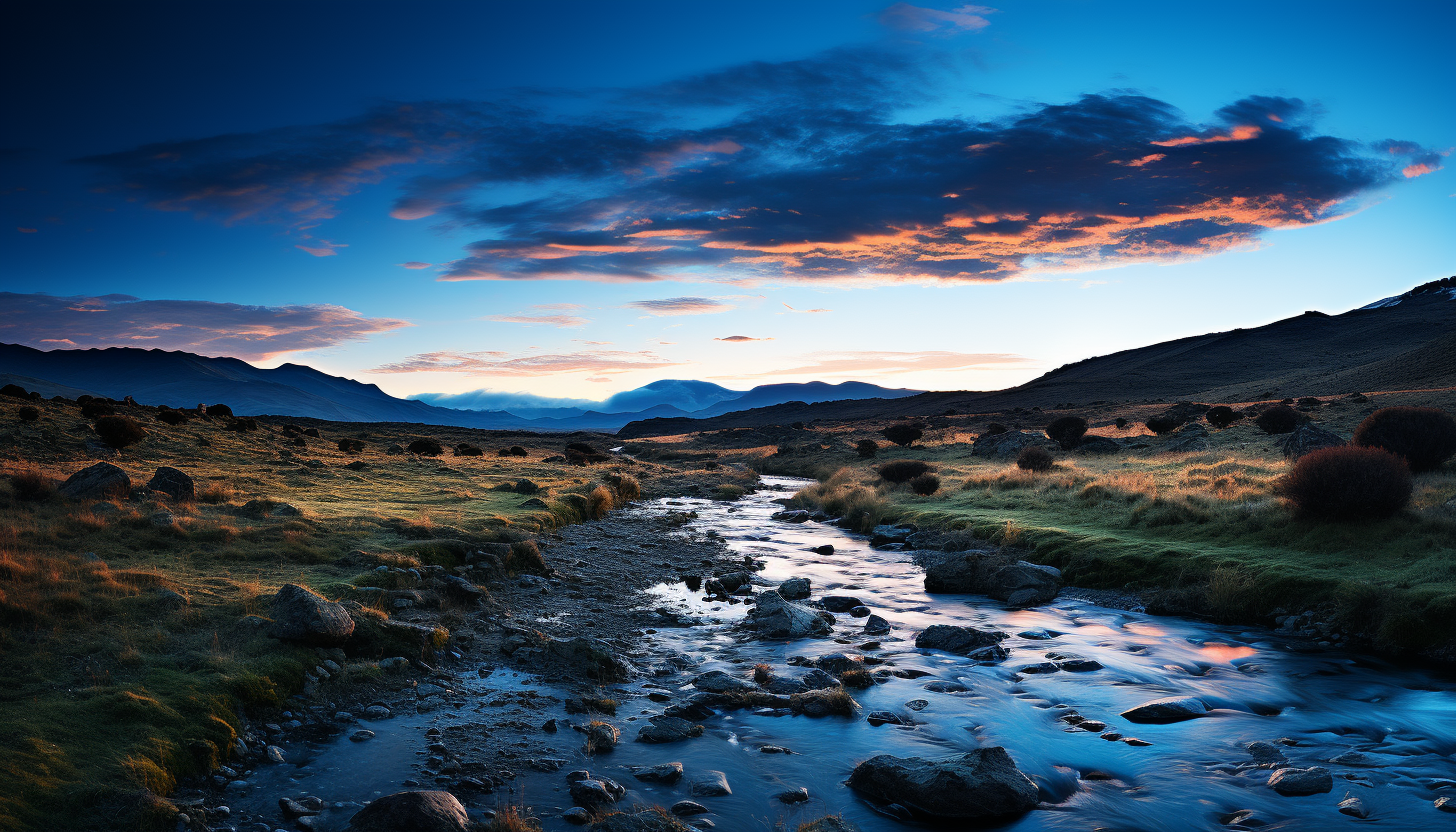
left=199, top=477, right=1456, bottom=831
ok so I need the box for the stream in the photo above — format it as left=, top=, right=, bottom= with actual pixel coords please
left=233, top=476, right=1456, bottom=831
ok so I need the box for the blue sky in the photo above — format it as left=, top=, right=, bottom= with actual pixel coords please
left=2, top=1, right=1452, bottom=404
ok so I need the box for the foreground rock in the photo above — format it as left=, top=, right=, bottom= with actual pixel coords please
left=919, top=552, right=1061, bottom=607
left=1268, top=766, right=1333, bottom=796
left=1280, top=422, right=1345, bottom=460
left=269, top=584, right=355, bottom=646
left=146, top=466, right=194, bottom=501
left=347, top=791, right=469, bottom=832
left=915, top=624, right=1008, bottom=659
left=746, top=590, right=834, bottom=638
left=1120, top=695, right=1207, bottom=723
left=59, top=462, right=131, bottom=500
left=848, top=750, right=1039, bottom=820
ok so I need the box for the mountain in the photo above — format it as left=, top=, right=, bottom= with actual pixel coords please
left=617, top=277, right=1456, bottom=437
left=599, top=380, right=741, bottom=413
left=689, top=381, right=921, bottom=417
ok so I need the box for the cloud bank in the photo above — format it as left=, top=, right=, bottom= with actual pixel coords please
left=0, top=292, right=409, bottom=361
left=374, top=349, right=682, bottom=377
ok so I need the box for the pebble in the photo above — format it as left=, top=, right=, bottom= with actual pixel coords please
left=672, top=801, right=710, bottom=816
left=350, top=730, right=375, bottom=742
left=777, top=788, right=810, bottom=804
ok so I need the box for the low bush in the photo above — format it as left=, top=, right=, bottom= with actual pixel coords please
left=303, top=427, right=320, bottom=438
left=1114, top=417, right=1128, bottom=429
left=1352, top=406, right=1456, bottom=472
left=454, top=443, right=483, bottom=457
left=587, top=485, right=615, bottom=519
left=94, top=415, right=148, bottom=449
left=338, top=438, right=365, bottom=454
left=1045, top=416, right=1087, bottom=450
left=855, top=440, right=878, bottom=459
left=224, top=417, right=258, bottom=432
left=407, top=438, right=443, bottom=456
left=1280, top=445, right=1412, bottom=519
left=18, top=405, right=40, bottom=422
left=499, top=445, right=529, bottom=457
left=877, top=459, right=932, bottom=484
left=8, top=467, right=56, bottom=501
left=505, top=539, right=547, bottom=575
left=156, top=410, right=187, bottom=425
left=514, top=479, right=540, bottom=495
left=983, top=422, right=1008, bottom=436
left=1016, top=446, right=1054, bottom=472
left=908, top=472, right=941, bottom=496
left=1145, top=414, right=1183, bottom=434
left=0, top=383, right=29, bottom=398
left=1255, top=405, right=1303, bottom=435
left=565, top=443, right=610, bottom=464
left=81, top=400, right=116, bottom=419
left=604, top=473, right=640, bottom=503
left=1205, top=405, right=1240, bottom=429
left=880, top=424, right=923, bottom=447
left=208, top=403, right=234, bottom=417
left=281, top=424, right=303, bottom=436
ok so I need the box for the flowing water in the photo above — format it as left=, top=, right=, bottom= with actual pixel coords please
left=235, top=476, right=1456, bottom=831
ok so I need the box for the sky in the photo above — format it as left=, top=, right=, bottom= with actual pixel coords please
left=2, top=1, right=1453, bottom=407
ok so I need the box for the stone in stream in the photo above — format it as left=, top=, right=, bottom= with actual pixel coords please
left=810, top=544, right=834, bottom=556
left=349, top=730, right=375, bottom=741
left=847, top=750, right=1039, bottom=820
left=1328, top=750, right=1382, bottom=767
left=919, top=552, right=1061, bottom=606
left=692, top=670, right=757, bottom=694
left=1245, top=741, right=1287, bottom=766
left=630, top=762, right=683, bottom=784
left=280, top=797, right=319, bottom=817
left=745, top=590, right=834, bottom=638
left=690, top=770, right=732, bottom=797
left=346, top=791, right=469, bottom=832
left=671, top=800, right=710, bottom=816
left=820, top=596, right=864, bottom=613
left=915, top=624, right=1008, bottom=660
left=1338, top=793, right=1371, bottom=818
left=863, top=614, right=891, bottom=635
left=777, top=787, right=811, bottom=804
left=637, top=716, right=704, bottom=744
left=563, top=807, right=591, bottom=825
left=1047, top=653, right=1103, bottom=672
left=866, top=711, right=907, bottom=726
left=1267, top=766, right=1333, bottom=796
left=581, top=721, right=619, bottom=752
left=778, top=577, right=812, bottom=600
left=570, top=777, right=626, bottom=810
left=268, top=584, right=355, bottom=646
left=1437, top=796, right=1456, bottom=813
left=810, top=653, right=862, bottom=675
left=1120, top=696, right=1207, bottom=723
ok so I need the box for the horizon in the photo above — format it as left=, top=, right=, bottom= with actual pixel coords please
left=3, top=1, right=1452, bottom=403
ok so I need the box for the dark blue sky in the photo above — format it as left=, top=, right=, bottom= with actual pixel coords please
left=3, top=1, right=1452, bottom=402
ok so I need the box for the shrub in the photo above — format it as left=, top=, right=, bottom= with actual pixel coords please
left=1114, top=417, right=1128, bottom=429
left=224, top=417, right=258, bottom=432
left=338, top=438, right=365, bottom=454
left=454, top=443, right=483, bottom=457
left=1016, top=446, right=1054, bottom=472
left=81, top=400, right=116, bottom=419
left=1045, top=416, right=1087, bottom=450
left=1255, top=405, right=1303, bottom=435
left=983, top=422, right=1008, bottom=436
left=588, top=485, right=615, bottom=519
left=877, top=459, right=932, bottom=484
left=1145, top=414, right=1183, bottom=434
left=499, top=445, right=529, bottom=457
left=208, top=403, right=234, bottom=417
left=18, top=405, right=40, bottom=422
left=565, top=442, right=610, bottom=464
left=505, top=539, right=547, bottom=575
left=282, top=424, right=303, bottom=436
left=94, top=415, right=148, bottom=449
left=1281, top=445, right=1412, bottom=519
left=880, top=424, right=923, bottom=447
left=156, top=410, right=187, bottom=425
left=8, top=467, right=56, bottom=501
left=908, top=472, right=940, bottom=495
left=407, top=438, right=443, bottom=456
left=514, top=479, right=540, bottom=495
left=1205, top=406, right=1240, bottom=429
left=604, top=473, right=640, bottom=503
left=1352, top=406, right=1456, bottom=472
left=0, top=383, right=29, bottom=398
left=855, top=440, right=879, bottom=459
left=303, top=427, right=320, bottom=438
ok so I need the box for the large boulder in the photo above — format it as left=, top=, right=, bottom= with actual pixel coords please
left=346, top=791, right=469, bottom=832
left=146, top=466, right=194, bottom=502
left=545, top=636, right=633, bottom=682
left=970, top=431, right=1058, bottom=459
left=1162, top=422, right=1209, bottom=453
left=693, top=670, right=756, bottom=694
left=1120, top=695, right=1207, bottom=723
left=746, top=590, right=834, bottom=639
left=777, top=577, right=812, bottom=600
left=847, top=749, right=1039, bottom=820
left=1280, top=423, right=1345, bottom=459
left=636, top=716, right=704, bottom=744
left=920, top=552, right=1061, bottom=607
left=915, top=624, right=1007, bottom=659
left=59, top=462, right=130, bottom=501
left=269, top=584, right=355, bottom=646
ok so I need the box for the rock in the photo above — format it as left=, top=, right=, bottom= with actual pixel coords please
left=777, top=788, right=810, bottom=804
left=820, top=596, right=863, bottom=613
left=796, top=669, right=841, bottom=691
left=671, top=801, right=709, bottom=816
left=970, top=431, right=1058, bottom=459
left=146, top=466, right=194, bottom=501
left=545, top=636, right=633, bottom=681
left=847, top=750, right=1039, bottom=820
left=1074, top=436, right=1121, bottom=455
left=773, top=509, right=811, bottom=523
left=591, top=810, right=695, bottom=832
left=863, top=614, right=891, bottom=635
left=265, top=745, right=286, bottom=763
left=810, top=545, right=834, bottom=555
left=1280, top=423, right=1345, bottom=460
left=346, top=791, right=469, bottom=832
left=563, top=807, right=591, bottom=824
left=1048, top=654, right=1102, bottom=672
left=280, top=797, right=317, bottom=817
left=582, top=721, right=619, bottom=752
left=1268, top=767, right=1332, bottom=796
left=1328, top=750, right=1381, bottom=767
left=150, top=510, right=175, bottom=527
left=268, top=584, right=355, bottom=646
left=904, top=699, right=929, bottom=711
left=630, top=762, right=683, bottom=784
left=915, top=624, right=1008, bottom=659
left=59, top=462, right=130, bottom=500
left=1163, top=423, right=1209, bottom=453
left=1337, top=793, right=1370, bottom=818
left=1245, top=741, right=1286, bottom=766
left=690, top=770, right=731, bottom=797
left=1437, top=796, right=1456, bottom=813
left=350, top=730, right=375, bottom=742
left=866, top=711, right=906, bottom=726
left=849, top=606, right=871, bottom=618
left=570, top=778, right=625, bottom=811
left=363, top=705, right=391, bottom=719
left=920, top=552, right=1060, bottom=606
left=692, top=670, right=756, bottom=694
left=777, top=577, right=812, bottom=600
left=1120, top=696, right=1207, bottom=723
left=746, top=590, right=834, bottom=639
left=637, top=716, right=703, bottom=744
left=811, top=653, right=862, bottom=675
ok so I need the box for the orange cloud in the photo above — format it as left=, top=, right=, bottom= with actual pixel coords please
left=485, top=314, right=588, bottom=328
left=397, top=261, right=433, bottom=269
left=1403, top=162, right=1441, bottom=178
left=1151, top=124, right=1261, bottom=147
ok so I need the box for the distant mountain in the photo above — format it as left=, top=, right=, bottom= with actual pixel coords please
left=600, top=380, right=741, bottom=413
left=618, top=277, right=1456, bottom=437
left=689, top=381, right=921, bottom=417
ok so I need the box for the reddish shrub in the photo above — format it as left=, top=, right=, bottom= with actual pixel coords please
left=156, top=410, right=187, bottom=426
left=1352, top=406, right=1456, bottom=472
left=338, top=438, right=366, bottom=454
left=454, top=443, right=483, bottom=457
left=1045, top=416, right=1087, bottom=449
left=18, top=406, right=40, bottom=423
left=9, top=467, right=56, bottom=501
left=81, top=400, right=116, bottom=419
left=855, top=440, right=879, bottom=459
left=880, top=424, right=923, bottom=447
left=1255, top=405, right=1303, bottom=435
left=908, top=473, right=941, bottom=496
left=1205, top=406, right=1240, bottom=429
left=407, top=438, right=443, bottom=456
left=877, top=459, right=932, bottom=483
left=1017, top=446, right=1054, bottom=472
left=94, top=415, right=148, bottom=449
left=1145, top=414, right=1183, bottom=434
left=1281, top=445, right=1412, bottom=519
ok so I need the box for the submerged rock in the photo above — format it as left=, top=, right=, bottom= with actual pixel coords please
left=637, top=716, right=704, bottom=744
left=847, top=749, right=1039, bottom=820
left=346, top=791, right=469, bottom=832
left=915, top=624, right=1008, bottom=659
left=630, top=762, right=683, bottom=784
left=1120, top=696, right=1207, bottom=723
left=746, top=590, right=834, bottom=639
left=1268, top=766, right=1333, bottom=796
left=693, top=670, right=756, bottom=694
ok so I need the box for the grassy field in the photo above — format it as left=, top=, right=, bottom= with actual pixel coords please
left=635, top=389, right=1456, bottom=657
left=0, top=395, right=752, bottom=830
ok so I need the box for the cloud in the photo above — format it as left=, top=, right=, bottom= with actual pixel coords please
left=397, top=261, right=433, bottom=269
left=413, top=389, right=597, bottom=412
left=80, top=49, right=1434, bottom=286
left=627, top=297, right=733, bottom=315
left=296, top=240, right=346, bottom=257
left=535, top=302, right=585, bottom=310
left=782, top=303, right=830, bottom=313
left=721, top=349, right=1027, bottom=378
left=374, top=349, right=682, bottom=377
left=716, top=335, right=771, bottom=342
left=17, top=227, right=37, bottom=233
left=878, top=3, right=995, bottom=34
left=485, top=314, right=588, bottom=327
left=0, top=292, right=410, bottom=361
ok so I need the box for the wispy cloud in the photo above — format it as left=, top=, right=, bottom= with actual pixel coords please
left=296, top=240, right=346, bottom=257
left=878, top=3, right=995, bottom=34
left=716, top=335, right=772, bottom=342
left=627, top=297, right=733, bottom=315
left=397, top=261, right=433, bottom=269
left=0, top=292, right=409, bottom=361
left=485, top=314, right=588, bottom=327
left=781, top=303, right=830, bottom=314
left=719, top=349, right=1027, bottom=378
left=374, top=349, right=682, bottom=377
